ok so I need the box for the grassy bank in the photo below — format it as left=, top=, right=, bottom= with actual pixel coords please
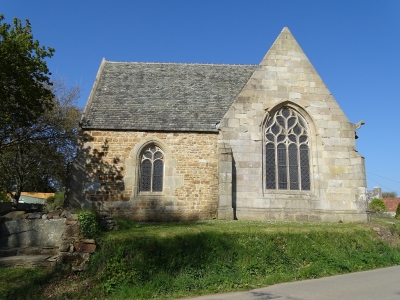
left=1, top=217, right=400, bottom=299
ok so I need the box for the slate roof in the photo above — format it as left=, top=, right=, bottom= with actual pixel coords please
left=82, top=60, right=258, bottom=132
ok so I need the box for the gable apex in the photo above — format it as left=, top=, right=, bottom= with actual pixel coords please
left=260, top=27, right=307, bottom=65
left=226, top=26, right=350, bottom=129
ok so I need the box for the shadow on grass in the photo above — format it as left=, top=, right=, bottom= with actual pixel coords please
left=86, top=221, right=400, bottom=299
left=0, top=266, right=55, bottom=300
left=4, top=220, right=400, bottom=300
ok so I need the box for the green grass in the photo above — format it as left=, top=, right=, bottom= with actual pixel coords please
left=0, top=267, right=52, bottom=299
left=1, top=217, right=400, bottom=299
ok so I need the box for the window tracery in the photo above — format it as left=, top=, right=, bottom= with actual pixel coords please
left=140, top=145, right=164, bottom=192
left=265, top=107, right=310, bottom=190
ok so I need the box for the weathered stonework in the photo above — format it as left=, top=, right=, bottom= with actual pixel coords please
left=69, top=131, right=219, bottom=221
left=68, top=27, right=368, bottom=223
left=217, top=28, right=367, bottom=222
left=0, top=210, right=98, bottom=270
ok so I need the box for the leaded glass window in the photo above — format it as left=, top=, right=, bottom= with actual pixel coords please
left=140, top=145, right=164, bottom=192
left=265, top=108, right=310, bottom=190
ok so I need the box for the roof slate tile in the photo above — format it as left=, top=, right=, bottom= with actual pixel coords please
left=82, top=62, right=258, bottom=132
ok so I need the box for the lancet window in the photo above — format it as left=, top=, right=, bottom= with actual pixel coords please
left=265, top=107, right=310, bottom=190
left=140, top=145, right=164, bottom=192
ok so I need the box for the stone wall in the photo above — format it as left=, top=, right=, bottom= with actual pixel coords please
left=0, top=214, right=66, bottom=249
left=68, top=130, right=219, bottom=221
left=0, top=210, right=97, bottom=271
left=217, top=28, right=367, bottom=222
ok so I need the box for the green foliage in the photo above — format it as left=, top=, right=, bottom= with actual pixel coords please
left=2, top=219, right=400, bottom=299
left=46, top=196, right=55, bottom=204
left=0, top=14, right=54, bottom=148
left=382, top=191, right=398, bottom=198
left=0, top=191, right=10, bottom=202
left=0, top=15, right=81, bottom=197
left=369, top=198, right=387, bottom=212
left=102, top=249, right=138, bottom=293
left=45, top=191, right=64, bottom=210
left=0, top=78, right=81, bottom=197
left=396, top=203, right=400, bottom=219
left=84, top=220, right=400, bottom=299
left=78, top=211, right=99, bottom=238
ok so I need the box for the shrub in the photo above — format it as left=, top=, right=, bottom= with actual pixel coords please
left=0, top=192, right=11, bottom=202
left=45, top=192, right=64, bottom=210
left=46, top=196, right=55, bottom=204
left=368, top=198, right=386, bottom=213
left=78, top=210, right=99, bottom=238
left=396, top=203, right=400, bottom=219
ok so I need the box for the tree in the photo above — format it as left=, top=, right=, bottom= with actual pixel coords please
left=0, top=78, right=81, bottom=202
left=368, top=198, right=386, bottom=213
left=0, top=15, right=81, bottom=202
left=0, top=15, right=55, bottom=150
left=382, top=191, right=398, bottom=198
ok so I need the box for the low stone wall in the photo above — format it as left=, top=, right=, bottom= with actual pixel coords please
left=0, top=217, right=66, bottom=248
left=374, top=211, right=396, bottom=219
left=0, top=202, right=12, bottom=214
left=0, top=210, right=98, bottom=271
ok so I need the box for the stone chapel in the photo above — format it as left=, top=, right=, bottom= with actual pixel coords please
left=67, top=27, right=368, bottom=222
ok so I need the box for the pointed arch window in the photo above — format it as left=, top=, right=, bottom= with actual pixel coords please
left=265, top=107, right=310, bottom=190
left=140, top=145, right=164, bottom=192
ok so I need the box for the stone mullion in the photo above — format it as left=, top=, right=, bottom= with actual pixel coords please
left=150, top=155, right=154, bottom=192
left=274, top=137, right=278, bottom=190
left=285, top=118, right=290, bottom=190
left=297, top=141, right=302, bottom=190
left=295, top=116, right=302, bottom=191
left=286, top=142, right=290, bottom=190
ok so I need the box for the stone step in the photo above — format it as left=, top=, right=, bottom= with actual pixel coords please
left=0, top=255, right=57, bottom=268
left=0, top=247, right=58, bottom=257
left=0, top=248, right=18, bottom=257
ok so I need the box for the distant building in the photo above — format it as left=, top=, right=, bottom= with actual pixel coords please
left=367, top=187, right=382, bottom=202
left=19, top=192, right=53, bottom=204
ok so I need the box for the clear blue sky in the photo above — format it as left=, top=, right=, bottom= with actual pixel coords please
left=3, top=0, right=400, bottom=195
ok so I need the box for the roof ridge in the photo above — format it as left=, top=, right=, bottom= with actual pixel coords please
left=104, top=60, right=257, bottom=67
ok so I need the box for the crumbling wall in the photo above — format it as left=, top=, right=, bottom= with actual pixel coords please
left=0, top=210, right=99, bottom=271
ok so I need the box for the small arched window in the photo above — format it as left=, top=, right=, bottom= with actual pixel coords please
left=140, top=145, right=164, bottom=192
left=265, top=107, right=310, bottom=190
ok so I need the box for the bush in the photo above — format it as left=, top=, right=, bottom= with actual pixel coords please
left=46, top=196, right=55, bottom=204
left=396, top=203, right=400, bottom=219
left=45, top=192, right=64, bottom=210
left=78, top=210, right=99, bottom=238
left=368, top=198, right=386, bottom=213
left=0, top=192, right=11, bottom=202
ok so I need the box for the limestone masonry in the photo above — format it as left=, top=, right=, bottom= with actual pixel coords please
left=67, top=27, right=367, bottom=222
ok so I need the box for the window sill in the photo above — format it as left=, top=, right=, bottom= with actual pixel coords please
left=138, top=192, right=164, bottom=197
left=264, top=189, right=312, bottom=195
